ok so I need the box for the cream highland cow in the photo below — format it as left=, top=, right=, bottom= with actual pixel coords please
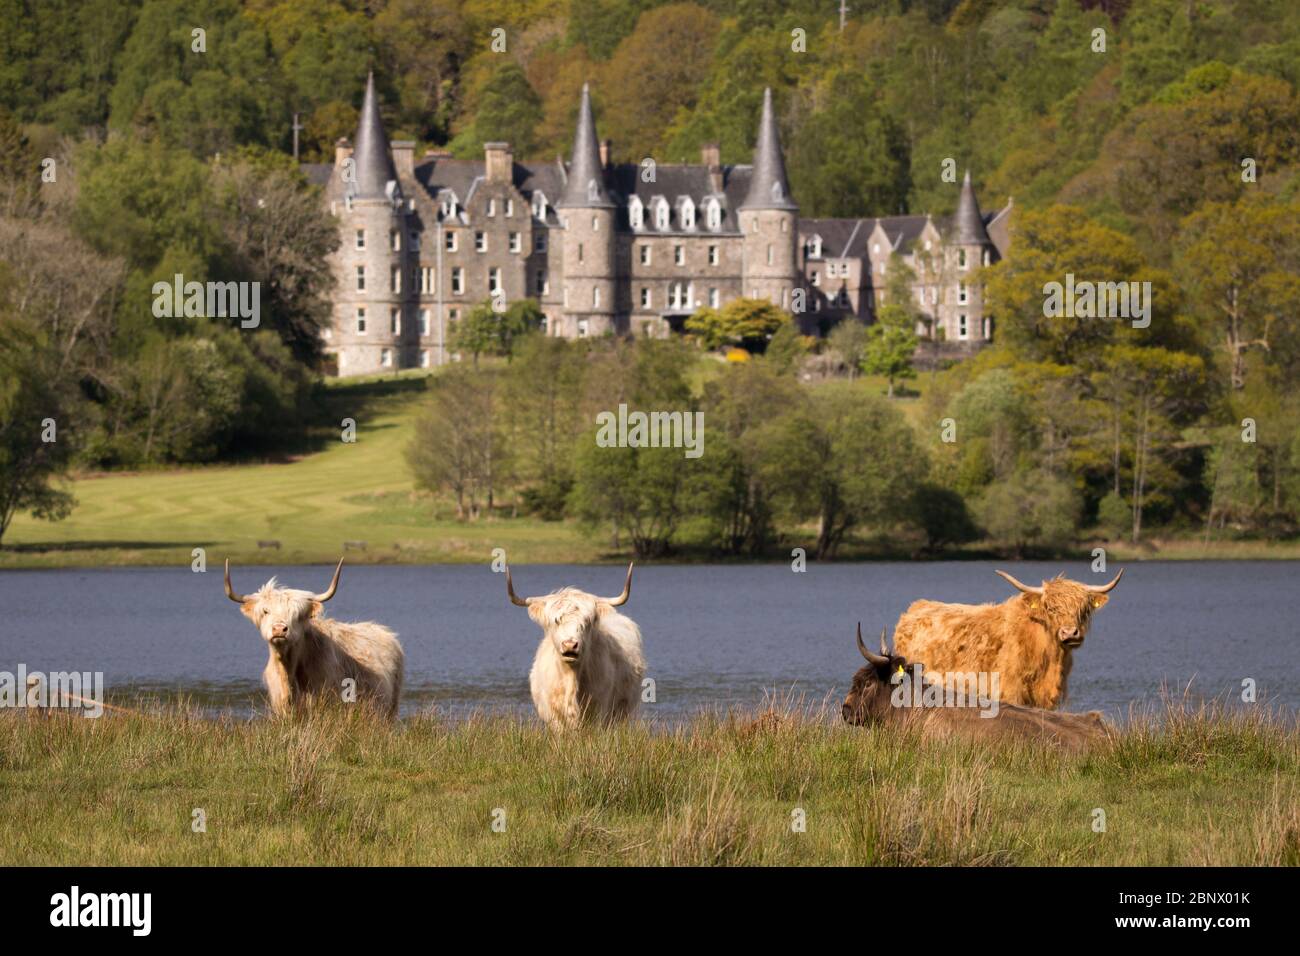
left=505, top=563, right=646, bottom=730
left=224, top=558, right=404, bottom=718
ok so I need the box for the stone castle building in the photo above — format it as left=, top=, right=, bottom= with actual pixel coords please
left=305, top=74, right=1012, bottom=376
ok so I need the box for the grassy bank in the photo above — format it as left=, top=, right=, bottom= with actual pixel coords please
left=2, top=702, right=1296, bottom=866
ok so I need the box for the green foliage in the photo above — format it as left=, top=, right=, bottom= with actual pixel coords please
left=909, top=482, right=978, bottom=553
left=451, top=299, right=543, bottom=366
left=406, top=366, right=508, bottom=520
left=450, top=60, right=542, bottom=158
left=977, top=468, right=1079, bottom=557
left=0, top=315, right=75, bottom=547
left=568, top=339, right=701, bottom=557
left=862, top=304, right=917, bottom=396
left=760, top=383, right=928, bottom=559
left=685, top=297, right=791, bottom=351
left=785, top=70, right=911, bottom=219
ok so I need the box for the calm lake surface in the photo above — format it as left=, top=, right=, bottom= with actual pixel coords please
left=1, top=561, right=1297, bottom=722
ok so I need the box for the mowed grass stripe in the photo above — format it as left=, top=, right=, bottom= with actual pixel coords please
left=3, top=377, right=600, bottom=567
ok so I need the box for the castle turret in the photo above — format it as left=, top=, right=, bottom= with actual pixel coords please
left=332, top=72, right=412, bottom=374
left=943, top=170, right=995, bottom=345
left=556, top=84, right=617, bottom=337
left=739, top=88, right=799, bottom=316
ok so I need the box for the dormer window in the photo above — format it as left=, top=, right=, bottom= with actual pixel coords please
left=653, top=198, right=670, bottom=230
left=679, top=197, right=696, bottom=230
left=629, top=197, right=644, bottom=230
left=806, top=235, right=823, bottom=259
left=705, top=199, right=722, bottom=230
left=532, top=191, right=548, bottom=220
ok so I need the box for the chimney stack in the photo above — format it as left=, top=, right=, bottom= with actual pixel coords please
left=702, top=142, right=722, bottom=193
left=484, top=142, right=513, bottom=184
left=599, top=138, right=613, bottom=169
left=392, top=140, right=415, bottom=179
left=334, top=137, right=353, bottom=168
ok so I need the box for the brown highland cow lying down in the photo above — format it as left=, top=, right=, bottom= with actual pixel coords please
left=842, top=625, right=1112, bottom=751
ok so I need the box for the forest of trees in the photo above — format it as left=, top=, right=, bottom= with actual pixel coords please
left=2, top=0, right=1300, bottom=553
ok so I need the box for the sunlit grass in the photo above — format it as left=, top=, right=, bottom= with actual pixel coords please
left=1, top=699, right=1295, bottom=866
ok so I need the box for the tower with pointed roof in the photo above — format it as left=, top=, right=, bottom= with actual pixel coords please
left=328, top=72, right=415, bottom=375
left=555, top=84, right=618, bottom=337
left=738, top=88, right=800, bottom=317
left=943, top=170, right=997, bottom=344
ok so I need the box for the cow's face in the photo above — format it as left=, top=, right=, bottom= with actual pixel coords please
left=240, top=581, right=321, bottom=657
left=842, top=626, right=920, bottom=726
left=1016, top=577, right=1111, bottom=650
left=529, top=589, right=605, bottom=665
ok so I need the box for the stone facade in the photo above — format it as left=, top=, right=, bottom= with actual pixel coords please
left=305, top=75, right=1011, bottom=377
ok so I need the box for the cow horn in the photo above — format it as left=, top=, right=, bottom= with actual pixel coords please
left=223, top=559, right=247, bottom=603
left=995, top=569, right=1044, bottom=595
left=505, top=566, right=531, bottom=607
left=603, top=562, right=634, bottom=607
left=857, top=622, right=889, bottom=665
left=312, top=558, right=344, bottom=602
left=1084, top=568, right=1124, bottom=593
left=880, top=628, right=891, bottom=656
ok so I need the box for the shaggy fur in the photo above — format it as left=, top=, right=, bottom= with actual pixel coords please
left=238, top=578, right=404, bottom=719
left=521, top=587, right=646, bottom=731
left=893, top=574, right=1115, bottom=709
left=841, top=633, right=1112, bottom=751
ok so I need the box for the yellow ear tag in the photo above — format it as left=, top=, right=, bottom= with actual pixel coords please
left=1092, top=598, right=1101, bottom=607
left=896, top=665, right=905, bottom=675
left=1030, top=600, right=1038, bottom=608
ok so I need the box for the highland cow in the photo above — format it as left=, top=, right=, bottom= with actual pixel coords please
left=225, top=558, right=404, bottom=718
left=842, top=624, right=1112, bottom=750
left=892, top=569, right=1124, bottom=709
left=505, top=563, right=645, bottom=730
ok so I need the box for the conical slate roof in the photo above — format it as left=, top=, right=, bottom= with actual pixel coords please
left=953, top=169, right=990, bottom=245
left=739, top=88, right=796, bottom=211
left=348, top=72, right=399, bottom=200
left=558, top=84, right=614, bottom=208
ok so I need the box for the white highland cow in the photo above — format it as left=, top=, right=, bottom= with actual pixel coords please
left=506, top=563, right=646, bottom=730
left=225, top=558, right=404, bottom=719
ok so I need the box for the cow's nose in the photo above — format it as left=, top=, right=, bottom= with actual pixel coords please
left=1061, top=627, right=1079, bottom=640
left=561, top=640, right=578, bottom=653
left=271, top=624, right=288, bottom=638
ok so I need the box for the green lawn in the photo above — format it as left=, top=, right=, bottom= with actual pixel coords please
left=2, top=701, right=1295, bottom=866
left=1, top=370, right=600, bottom=568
